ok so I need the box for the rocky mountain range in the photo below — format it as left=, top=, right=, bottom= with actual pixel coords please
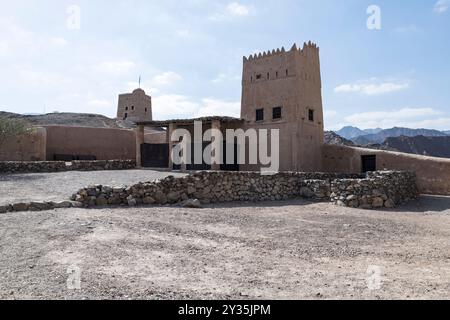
left=330, top=125, right=450, bottom=159
left=384, top=135, right=450, bottom=158
left=335, top=126, right=382, bottom=140
left=337, top=126, right=448, bottom=144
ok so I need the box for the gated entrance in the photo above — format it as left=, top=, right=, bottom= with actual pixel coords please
left=141, top=143, right=169, bottom=168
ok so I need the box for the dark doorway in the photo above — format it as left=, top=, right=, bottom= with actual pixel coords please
left=141, top=143, right=169, bottom=168
left=361, top=155, right=376, bottom=173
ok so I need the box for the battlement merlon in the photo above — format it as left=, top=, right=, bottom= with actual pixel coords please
left=243, top=42, right=319, bottom=62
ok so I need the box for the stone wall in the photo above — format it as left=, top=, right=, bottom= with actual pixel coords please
left=0, top=160, right=136, bottom=174
left=330, top=171, right=418, bottom=209
left=322, top=144, right=450, bottom=196
left=72, top=171, right=416, bottom=210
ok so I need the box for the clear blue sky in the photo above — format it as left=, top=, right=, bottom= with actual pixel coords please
left=0, top=0, right=449, bottom=130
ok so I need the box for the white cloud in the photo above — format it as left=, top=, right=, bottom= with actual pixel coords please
left=344, top=107, right=448, bottom=129
left=152, top=94, right=240, bottom=120
left=210, top=2, right=252, bottom=21
left=16, top=67, right=70, bottom=88
left=176, top=29, right=191, bottom=38
left=226, top=2, right=250, bottom=16
left=49, top=37, right=68, bottom=46
left=152, top=94, right=200, bottom=119
left=394, top=25, right=422, bottom=34
left=324, top=110, right=337, bottom=118
left=126, top=81, right=159, bottom=95
left=212, top=73, right=227, bottom=83
left=196, top=98, right=240, bottom=118
left=335, top=78, right=410, bottom=95
left=151, top=71, right=182, bottom=86
left=434, top=0, right=450, bottom=13
left=87, top=99, right=112, bottom=108
left=95, top=60, right=136, bottom=74
left=212, top=73, right=240, bottom=84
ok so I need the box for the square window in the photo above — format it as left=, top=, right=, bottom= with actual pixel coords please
left=256, top=108, right=264, bottom=121
left=273, top=107, right=282, bottom=120
left=256, top=74, right=262, bottom=80
left=308, top=109, right=314, bottom=122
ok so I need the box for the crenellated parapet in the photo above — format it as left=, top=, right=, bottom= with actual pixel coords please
left=243, top=42, right=319, bottom=62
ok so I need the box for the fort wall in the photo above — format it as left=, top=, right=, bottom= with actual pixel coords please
left=322, top=144, right=450, bottom=195
left=0, top=127, right=46, bottom=161
left=44, top=126, right=136, bottom=161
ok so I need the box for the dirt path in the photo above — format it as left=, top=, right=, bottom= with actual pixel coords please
left=1, top=196, right=449, bottom=300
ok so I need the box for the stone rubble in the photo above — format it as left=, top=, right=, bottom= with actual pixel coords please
left=0, top=201, right=82, bottom=214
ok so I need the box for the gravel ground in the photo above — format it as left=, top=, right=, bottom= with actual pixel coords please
left=0, top=170, right=185, bottom=206
left=0, top=196, right=449, bottom=300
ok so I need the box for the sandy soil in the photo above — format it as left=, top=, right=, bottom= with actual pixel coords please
left=1, top=196, right=449, bottom=300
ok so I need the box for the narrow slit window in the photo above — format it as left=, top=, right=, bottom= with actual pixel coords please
left=308, top=109, right=314, bottom=122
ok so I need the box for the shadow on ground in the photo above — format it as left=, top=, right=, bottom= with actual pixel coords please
left=0, top=174, right=47, bottom=182
left=76, top=196, right=450, bottom=214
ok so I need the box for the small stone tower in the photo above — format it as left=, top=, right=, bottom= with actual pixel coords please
left=241, top=42, right=324, bottom=172
left=117, top=88, right=152, bottom=123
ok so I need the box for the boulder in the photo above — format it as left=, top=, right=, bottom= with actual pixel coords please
left=167, top=191, right=180, bottom=203
left=372, top=197, right=384, bottom=208
left=12, top=203, right=30, bottom=212
left=143, top=196, right=155, bottom=205
left=29, top=202, right=53, bottom=211
left=299, top=187, right=315, bottom=198
left=182, top=199, right=202, bottom=208
left=0, top=205, right=10, bottom=214
left=96, top=196, right=108, bottom=206
left=384, top=199, right=395, bottom=208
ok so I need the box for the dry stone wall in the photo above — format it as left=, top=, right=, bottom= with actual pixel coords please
left=0, top=160, right=136, bottom=174
left=72, top=171, right=417, bottom=210
left=330, top=171, right=418, bottom=209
